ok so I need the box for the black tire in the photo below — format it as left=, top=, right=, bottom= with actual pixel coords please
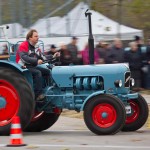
left=0, top=67, right=35, bottom=135
left=122, top=94, right=149, bottom=131
left=24, top=111, right=60, bottom=132
left=84, top=94, right=126, bottom=135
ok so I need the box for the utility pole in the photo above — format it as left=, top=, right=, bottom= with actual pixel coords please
left=117, top=0, right=122, bottom=38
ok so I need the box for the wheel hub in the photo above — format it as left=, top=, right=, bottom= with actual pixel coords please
left=101, top=112, right=108, bottom=118
left=0, top=96, right=6, bottom=109
left=126, top=100, right=139, bottom=124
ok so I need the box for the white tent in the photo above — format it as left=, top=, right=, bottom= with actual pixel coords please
left=29, top=16, right=61, bottom=37
left=49, top=2, right=89, bottom=36
left=36, top=2, right=143, bottom=41
left=90, top=10, right=143, bottom=41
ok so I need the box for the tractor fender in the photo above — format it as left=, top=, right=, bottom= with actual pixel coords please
left=80, top=90, right=105, bottom=111
left=0, top=61, right=33, bottom=86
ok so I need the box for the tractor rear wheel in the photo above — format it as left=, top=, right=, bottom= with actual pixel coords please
left=24, top=111, right=60, bottom=132
left=0, top=67, right=35, bottom=135
left=84, top=94, right=126, bottom=135
left=122, top=94, right=149, bottom=131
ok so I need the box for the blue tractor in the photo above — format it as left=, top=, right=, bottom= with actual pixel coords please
left=0, top=40, right=149, bottom=135
left=0, top=11, right=149, bottom=135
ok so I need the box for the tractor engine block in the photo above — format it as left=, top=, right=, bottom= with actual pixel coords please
left=74, top=76, right=103, bottom=90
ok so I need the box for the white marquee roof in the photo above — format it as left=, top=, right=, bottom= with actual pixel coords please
left=33, top=2, right=143, bottom=40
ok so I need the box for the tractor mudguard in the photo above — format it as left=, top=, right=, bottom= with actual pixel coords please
left=80, top=90, right=105, bottom=111
left=80, top=91, right=139, bottom=111
left=0, top=60, right=33, bottom=86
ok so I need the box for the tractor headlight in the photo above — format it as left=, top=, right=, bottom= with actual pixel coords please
left=130, top=78, right=135, bottom=86
left=114, top=80, right=122, bottom=87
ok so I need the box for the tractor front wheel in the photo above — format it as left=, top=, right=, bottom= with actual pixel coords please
left=84, top=94, right=126, bottom=135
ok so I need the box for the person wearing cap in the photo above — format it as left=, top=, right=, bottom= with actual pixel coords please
left=44, top=44, right=57, bottom=55
left=49, top=44, right=57, bottom=55
left=44, top=44, right=61, bottom=64
left=134, top=35, right=144, bottom=50
left=67, top=36, right=81, bottom=65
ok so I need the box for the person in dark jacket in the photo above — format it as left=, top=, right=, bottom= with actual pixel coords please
left=58, top=42, right=72, bottom=66
left=134, top=35, right=144, bottom=51
left=16, top=29, right=60, bottom=101
left=45, top=44, right=57, bottom=55
left=67, top=36, right=81, bottom=65
left=106, top=38, right=124, bottom=64
left=96, top=41, right=110, bottom=64
left=124, top=41, right=143, bottom=90
left=143, top=38, right=150, bottom=89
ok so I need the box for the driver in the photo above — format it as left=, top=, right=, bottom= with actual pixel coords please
left=16, top=29, right=60, bottom=101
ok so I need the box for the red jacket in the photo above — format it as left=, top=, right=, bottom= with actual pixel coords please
left=16, top=41, right=38, bottom=67
left=16, top=41, right=28, bottom=63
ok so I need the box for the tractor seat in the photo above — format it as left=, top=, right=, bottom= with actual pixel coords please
left=0, top=54, right=10, bottom=60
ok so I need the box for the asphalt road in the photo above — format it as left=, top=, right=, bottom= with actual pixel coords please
left=0, top=94, right=150, bottom=150
left=0, top=116, right=150, bottom=150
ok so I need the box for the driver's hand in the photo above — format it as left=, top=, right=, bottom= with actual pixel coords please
left=38, top=59, right=43, bottom=64
left=53, top=52, right=60, bottom=58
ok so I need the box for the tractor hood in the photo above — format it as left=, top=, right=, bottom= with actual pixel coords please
left=52, top=63, right=130, bottom=87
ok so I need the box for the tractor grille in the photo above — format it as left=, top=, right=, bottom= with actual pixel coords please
left=124, top=72, right=131, bottom=87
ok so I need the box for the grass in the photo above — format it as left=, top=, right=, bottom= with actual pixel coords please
left=140, top=90, right=150, bottom=95
left=61, top=110, right=83, bottom=119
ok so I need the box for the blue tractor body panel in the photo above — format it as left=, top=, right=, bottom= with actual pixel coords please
left=52, top=63, right=130, bottom=94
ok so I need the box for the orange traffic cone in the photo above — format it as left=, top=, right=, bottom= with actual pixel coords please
left=7, top=116, right=27, bottom=147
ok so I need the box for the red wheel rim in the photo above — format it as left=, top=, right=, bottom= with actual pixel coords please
left=92, top=103, right=117, bottom=128
left=0, top=80, right=20, bottom=126
left=126, top=100, right=139, bottom=124
left=31, top=111, right=44, bottom=122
